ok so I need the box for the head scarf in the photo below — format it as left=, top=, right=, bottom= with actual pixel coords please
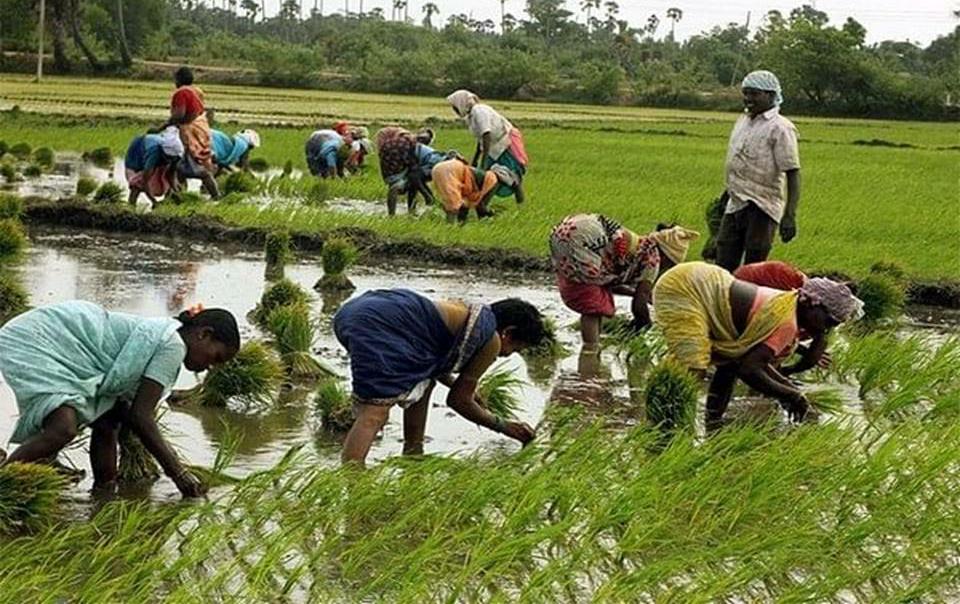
left=159, top=126, right=184, bottom=158
left=446, top=89, right=479, bottom=117
left=799, top=278, right=864, bottom=323
left=648, top=226, right=701, bottom=264
left=741, top=70, right=783, bottom=106
left=416, top=128, right=435, bottom=145
left=352, top=126, right=370, bottom=140
left=237, top=129, right=261, bottom=149
left=333, top=121, right=350, bottom=136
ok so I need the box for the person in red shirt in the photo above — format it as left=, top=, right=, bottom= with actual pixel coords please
left=156, top=66, right=219, bottom=198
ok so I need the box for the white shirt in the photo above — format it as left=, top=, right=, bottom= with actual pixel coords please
left=724, top=106, right=800, bottom=223
left=467, top=104, right=513, bottom=160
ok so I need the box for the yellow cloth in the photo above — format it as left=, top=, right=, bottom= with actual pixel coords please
left=648, top=226, right=701, bottom=264
left=432, top=159, right=498, bottom=212
left=653, top=262, right=797, bottom=370
left=179, top=113, right=214, bottom=172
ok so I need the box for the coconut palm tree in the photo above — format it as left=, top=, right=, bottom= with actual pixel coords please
left=502, top=12, right=517, bottom=32
left=580, top=0, right=600, bottom=30
left=646, top=13, right=660, bottom=36
left=422, top=2, right=439, bottom=28
left=666, top=7, right=682, bottom=40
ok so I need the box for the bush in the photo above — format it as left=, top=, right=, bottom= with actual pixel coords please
left=187, top=340, right=285, bottom=408
left=0, top=270, right=30, bottom=325
left=248, top=157, right=270, bottom=172
left=0, top=219, right=28, bottom=259
left=644, top=360, right=700, bottom=435
left=92, top=182, right=123, bottom=204
left=315, top=378, right=354, bottom=432
left=23, top=164, right=42, bottom=178
left=315, top=237, right=358, bottom=292
left=0, top=193, right=24, bottom=219
left=9, top=142, right=31, bottom=160
left=252, top=278, right=310, bottom=326
left=0, top=463, right=64, bottom=534
left=83, top=147, right=113, bottom=168
left=33, top=147, right=55, bottom=169
left=857, top=273, right=906, bottom=324
left=222, top=170, right=260, bottom=194
left=75, top=177, right=98, bottom=198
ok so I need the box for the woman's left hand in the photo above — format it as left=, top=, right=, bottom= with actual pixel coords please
left=172, top=468, right=208, bottom=498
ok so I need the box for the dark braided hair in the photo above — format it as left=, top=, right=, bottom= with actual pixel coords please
left=491, top=299, right=546, bottom=347
left=176, top=308, right=240, bottom=351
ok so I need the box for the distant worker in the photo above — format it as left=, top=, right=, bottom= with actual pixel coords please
left=447, top=90, right=527, bottom=204
left=305, top=129, right=348, bottom=179
left=717, top=70, right=800, bottom=271
left=211, top=129, right=261, bottom=174
left=124, top=126, right=184, bottom=206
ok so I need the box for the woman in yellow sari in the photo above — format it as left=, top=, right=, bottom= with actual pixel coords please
left=653, top=262, right=862, bottom=426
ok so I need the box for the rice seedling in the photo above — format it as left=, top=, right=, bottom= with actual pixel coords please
left=32, top=146, right=55, bottom=169
left=0, top=140, right=7, bottom=156
left=805, top=388, right=847, bottom=416
left=0, top=192, right=23, bottom=219
left=0, top=163, right=17, bottom=183
left=0, top=219, right=28, bottom=260
left=117, top=424, right=160, bottom=484
left=92, top=181, right=123, bottom=204
left=264, top=229, right=292, bottom=280
left=266, top=302, right=333, bottom=380
left=22, top=163, right=42, bottom=177
left=248, top=157, right=270, bottom=172
left=521, top=316, right=567, bottom=358
left=185, top=340, right=285, bottom=408
left=0, top=462, right=64, bottom=534
left=315, top=377, right=355, bottom=432
left=857, top=272, right=906, bottom=324
left=170, top=190, right=204, bottom=205
left=315, top=237, right=358, bottom=292
left=0, top=270, right=30, bottom=324
left=83, top=146, right=113, bottom=168
left=218, top=192, right=246, bottom=205
left=251, top=277, right=310, bottom=326
left=477, top=365, right=525, bottom=420
left=9, top=141, right=31, bottom=159
left=700, top=192, right=726, bottom=260
left=644, top=360, right=700, bottom=434
left=221, top=170, right=260, bottom=195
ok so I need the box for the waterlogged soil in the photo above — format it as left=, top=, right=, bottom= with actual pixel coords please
left=1, top=228, right=956, bottom=506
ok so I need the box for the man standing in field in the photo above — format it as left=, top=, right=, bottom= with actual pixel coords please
left=717, top=70, right=801, bottom=271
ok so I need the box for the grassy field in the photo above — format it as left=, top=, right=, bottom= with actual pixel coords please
left=1, top=74, right=958, bottom=281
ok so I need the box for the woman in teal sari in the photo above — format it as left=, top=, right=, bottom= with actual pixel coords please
left=0, top=301, right=240, bottom=497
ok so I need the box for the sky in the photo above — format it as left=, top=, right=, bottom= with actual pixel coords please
left=262, top=0, right=957, bottom=46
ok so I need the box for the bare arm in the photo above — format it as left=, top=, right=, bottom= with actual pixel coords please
left=782, top=332, right=828, bottom=376
left=737, top=345, right=807, bottom=421
left=781, top=169, right=801, bottom=242
left=479, top=132, right=492, bottom=165
left=631, top=281, right=653, bottom=329
left=471, top=140, right=482, bottom=167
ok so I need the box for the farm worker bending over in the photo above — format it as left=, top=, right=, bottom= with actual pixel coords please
left=124, top=126, right=184, bottom=207
left=549, top=214, right=700, bottom=350
left=717, top=70, right=801, bottom=271
left=333, top=121, right=373, bottom=171
left=431, top=156, right=503, bottom=223
left=0, top=301, right=240, bottom=497
left=333, top=289, right=546, bottom=466
left=374, top=127, right=435, bottom=215
left=653, top=262, right=862, bottom=428
left=446, top=89, right=527, bottom=204
left=212, top=128, right=260, bottom=174
left=305, top=129, right=349, bottom=179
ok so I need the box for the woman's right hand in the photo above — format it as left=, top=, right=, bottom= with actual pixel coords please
left=501, top=421, right=536, bottom=446
left=171, top=468, right=208, bottom=498
left=787, top=393, right=809, bottom=423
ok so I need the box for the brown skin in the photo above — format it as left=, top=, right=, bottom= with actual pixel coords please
left=1, top=326, right=237, bottom=497
left=341, top=327, right=536, bottom=467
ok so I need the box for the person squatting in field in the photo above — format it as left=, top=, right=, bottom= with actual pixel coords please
left=549, top=214, right=700, bottom=350
left=653, top=262, right=862, bottom=429
left=0, top=302, right=240, bottom=497
left=374, top=127, right=438, bottom=215
left=717, top=70, right=801, bottom=271
left=211, top=128, right=261, bottom=174
left=333, top=288, right=546, bottom=466
left=305, top=128, right=351, bottom=179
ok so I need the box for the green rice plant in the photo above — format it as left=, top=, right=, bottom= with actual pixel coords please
left=221, top=170, right=260, bottom=195
left=187, top=464, right=242, bottom=487
left=644, top=360, right=700, bottom=434
left=22, top=163, right=41, bottom=177
left=0, top=163, right=17, bottom=183
left=0, top=462, right=64, bottom=534
left=117, top=424, right=160, bottom=484
left=264, top=229, right=292, bottom=279
left=857, top=272, right=906, bottom=324
left=477, top=365, right=525, bottom=420
left=186, top=340, right=285, bottom=408
left=282, top=159, right=294, bottom=176
left=75, top=176, right=98, bottom=198
left=92, top=181, right=123, bottom=204
left=869, top=260, right=906, bottom=283
left=315, top=378, right=354, bottom=432
left=218, top=192, right=245, bottom=205
left=9, top=142, right=31, bottom=160
left=521, top=316, right=567, bottom=358
left=0, top=140, right=7, bottom=156
left=83, top=146, right=113, bottom=168
left=251, top=277, right=310, bottom=326
left=700, top=193, right=726, bottom=260
left=0, top=192, right=23, bottom=219
left=622, top=326, right=668, bottom=365
left=266, top=302, right=332, bottom=380
left=0, top=270, right=30, bottom=325
left=315, top=237, right=358, bottom=292
left=32, top=146, right=54, bottom=169
left=248, top=157, right=270, bottom=172
left=170, top=190, right=204, bottom=205
left=805, top=388, right=847, bottom=416
left=0, top=219, right=27, bottom=260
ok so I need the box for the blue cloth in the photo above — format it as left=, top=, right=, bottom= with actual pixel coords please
left=414, top=143, right=447, bottom=179
left=124, top=135, right=164, bottom=172
left=0, top=301, right=184, bottom=443
left=305, top=130, right=344, bottom=176
left=333, top=289, right=496, bottom=401
left=211, top=129, right=251, bottom=168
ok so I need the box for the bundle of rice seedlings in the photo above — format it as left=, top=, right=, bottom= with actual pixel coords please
left=75, top=176, right=98, bottom=198
left=282, top=159, right=294, bottom=176
left=23, top=163, right=42, bottom=178
left=857, top=273, right=905, bottom=325
left=0, top=164, right=17, bottom=183
left=869, top=261, right=906, bottom=283
left=0, top=193, right=23, bottom=219
left=33, top=147, right=55, bottom=169
left=187, top=340, right=284, bottom=407
left=0, top=462, right=64, bottom=534
left=9, top=142, right=31, bottom=160
left=248, top=157, right=270, bottom=172
left=0, top=219, right=28, bottom=260
left=83, top=146, right=113, bottom=168
left=315, top=237, right=358, bottom=292
left=117, top=424, right=160, bottom=484
left=477, top=366, right=525, bottom=420
left=644, top=360, right=700, bottom=434
left=0, top=270, right=30, bottom=325
left=521, top=316, right=567, bottom=358
left=806, top=389, right=846, bottom=417
left=92, top=181, right=123, bottom=204
left=251, top=278, right=310, bottom=326
left=222, top=171, right=259, bottom=195
left=264, top=230, right=292, bottom=280
left=267, top=302, right=332, bottom=379
left=0, top=141, right=7, bottom=157
left=315, top=378, right=355, bottom=432
left=700, top=193, right=726, bottom=260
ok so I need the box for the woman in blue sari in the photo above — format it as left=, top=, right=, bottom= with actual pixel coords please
left=0, top=301, right=240, bottom=497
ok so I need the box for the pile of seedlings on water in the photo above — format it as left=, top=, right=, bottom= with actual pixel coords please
left=0, top=462, right=64, bottom=534
left=315, top=237, right=358, bottom=292
left=0, top=193, right=23, bottom=219
left=22, top=163, right=42, bottom=178
left=82, top=146, right=113, bottom=168
left=9, top=142, right=31, bottom=160
left=185, top=340, right=285, bottom=408
left=0, top=218, right=27, bottom=259
left=92, top=181, right=123, bottom=204
left=644, top=359, right=700, bottom=436
left=33, top=147, right=54, bottom=170
left=251, top=278, right=310, bottom=327
left=266, top=302, right=332, bottom=380
left=477, top=366, right=525, bottom=420
left=0, top=163, right=17, bottom=183
left=75, top=176, right=98, bottom=198
left=117, top=424, right=160, bottom=484
left=264, top=229, right=292, bottom=280
left=315, top=377, right=354, bottom=432
left=0, top=270, right=30, bottom=325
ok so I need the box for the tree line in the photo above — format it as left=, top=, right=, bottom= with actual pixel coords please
left=1, top=0, right=956, bottom=120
